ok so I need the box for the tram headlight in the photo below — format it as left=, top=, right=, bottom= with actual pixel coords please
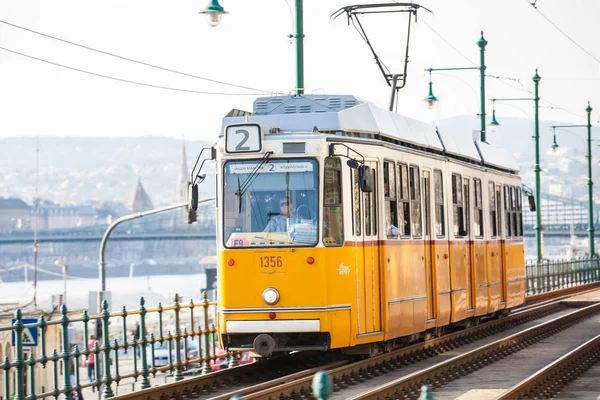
left=262, top=288, right=280, bottom=305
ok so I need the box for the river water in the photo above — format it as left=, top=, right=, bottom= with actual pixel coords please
left=0, top=273, right=208, bottom=314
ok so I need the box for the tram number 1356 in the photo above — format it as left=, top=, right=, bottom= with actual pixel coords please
left=260, top=256, right=283, bottom=268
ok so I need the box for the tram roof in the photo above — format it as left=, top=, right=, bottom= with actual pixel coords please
left=221, top=95, right=519, bottom=173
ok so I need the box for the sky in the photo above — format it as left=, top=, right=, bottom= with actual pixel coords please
left=0, top=0, right=599, bottom=145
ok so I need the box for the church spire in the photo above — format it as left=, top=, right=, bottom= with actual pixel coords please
left=130, top=177, right=154, bottom=212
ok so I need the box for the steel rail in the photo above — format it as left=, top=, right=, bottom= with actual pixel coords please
left=205, top=360, right=349, bottom=400
left=110, top=351, right=342, bottom=400
left=497, top=332, right=600, bottom=399
left=348, top=302, right=600, bottom=400
left=220, top=300, right=565, bottom=400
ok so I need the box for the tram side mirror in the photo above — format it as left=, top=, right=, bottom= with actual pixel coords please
left=528, top=195, right=536, bottom=212
left=185, top=182, right=198, bottom=224
left=210, top=146, right=217, bottom=160
left=358, top=165, right=373, bottom=192
left=346, top=159, right=359, bottom=169
left=189, top=183, right=199, bottom=211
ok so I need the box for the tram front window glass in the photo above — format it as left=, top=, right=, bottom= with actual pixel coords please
left=223, top=159, right=318, bottom=248
left=323, top=157, right=344, bottom=246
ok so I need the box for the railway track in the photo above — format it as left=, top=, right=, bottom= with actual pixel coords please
left=114, top=286, right=598, bottom=400
left=348, top=302, right=600, bottom=399
left=497, top=332, right=600, bottom=399
left=111, top=351, right=349, bottom=400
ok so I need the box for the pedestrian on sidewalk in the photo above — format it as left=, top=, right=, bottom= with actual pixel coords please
left=133, top=321, right=140, bottom=358
left=86, top=336, right=96, bottom=382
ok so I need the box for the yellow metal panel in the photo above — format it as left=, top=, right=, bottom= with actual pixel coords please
left=433, top=242, right=451, bottom=326
left=449, top=241, right=469, bottom=322
left=472, top=241, right=488, bottom=316
left=486, top=241, right=502, bottom=312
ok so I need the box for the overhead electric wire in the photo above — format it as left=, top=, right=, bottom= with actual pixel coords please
left=0, top=18, right=276, bottom=94
left=0, top=46, right=260, bottom=96
left=526, top=1, right=600, bottom=64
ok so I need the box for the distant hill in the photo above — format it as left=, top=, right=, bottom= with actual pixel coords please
left=0, top=137, right=215, bottom=207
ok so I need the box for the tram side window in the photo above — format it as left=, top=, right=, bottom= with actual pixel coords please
left=510, top=186, right=518, bottom=237
left=516, top=187, right=523, bottom=237
left=364, top=178, right=372, bottom=236
left=372, top=168, right=378, bottom=234
left=496, top=185, right=502, bottom=238
left=473, top=179, right=484, bottom=238
left=489, top=181, right=497, bottom=238
left=398, top=163, right=411, bottom=236
left=463, top=178, right=471, bottom=236
left=510, top=186, right=521, bottom=236
left=434, top=170, right=445, bottom=237
left=323, top=157, right=344, bottom=246
left=384, top=161, right=398, bottom=237
left=452, top=174, right=465, bottom=236
left=504, top=185, right=512, bottom=237
left=352, top=169, right=361, bottom=236
left=409, top=166, right=422, bottom=237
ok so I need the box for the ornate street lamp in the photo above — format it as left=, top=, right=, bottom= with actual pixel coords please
left=200, top=0, right=228, bottom=27
left=425, top=32, right=488, bottom=142
left=551, top=128, right=559, bottom=152
left=424, top=71, right=438, bottom=109
left=488, top=103, right=499, bottom=132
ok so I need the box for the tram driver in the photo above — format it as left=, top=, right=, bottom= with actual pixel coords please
left=263, top=196, right=294, bottom=232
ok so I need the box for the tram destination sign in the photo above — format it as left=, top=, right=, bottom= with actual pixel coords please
left=225, top=123, right=262, bottom=153
left=229, top=162, right=314, bottom=174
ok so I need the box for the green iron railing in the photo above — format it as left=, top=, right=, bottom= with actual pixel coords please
left=0, top=291, right=239, bottom=400
left=526, top=256, right=600, bottom=295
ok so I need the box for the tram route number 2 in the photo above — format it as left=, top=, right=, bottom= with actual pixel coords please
left=260, top=255, right=283, bottom=268
left=225, top=123, right=261, bottom=153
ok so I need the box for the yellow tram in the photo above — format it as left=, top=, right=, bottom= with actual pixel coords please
left=214, top=94, right=525, bottom=357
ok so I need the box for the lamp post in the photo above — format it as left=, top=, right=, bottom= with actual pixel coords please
left=201, top=0, right=305, bottom=95
left=54, top=260, right=67, bottom=306
left=549, top=103, right=595, bottom=257
left=425, top=32, right=488, bottom=142
left=487, top=70, right=542, bottom=261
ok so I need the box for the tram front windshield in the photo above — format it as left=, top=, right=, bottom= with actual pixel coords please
left=223, top=159, right=319, bottom=248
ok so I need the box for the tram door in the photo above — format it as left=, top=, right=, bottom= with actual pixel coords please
left=353, top=162, right=382, bottom=335
left=423, top=170, right=436, bottom=321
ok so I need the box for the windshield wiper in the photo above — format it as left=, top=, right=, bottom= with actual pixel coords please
left=235, top=151, right=273, bottom=199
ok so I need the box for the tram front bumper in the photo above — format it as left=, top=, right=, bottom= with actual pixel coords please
left=223, top=319, right=330, bottom=357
